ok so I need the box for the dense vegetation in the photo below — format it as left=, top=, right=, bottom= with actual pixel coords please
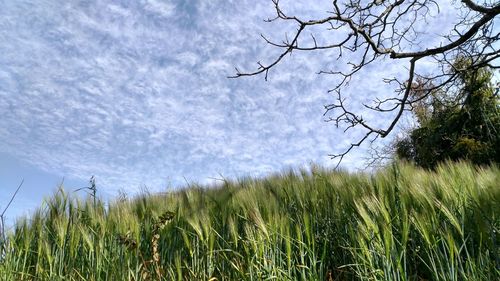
left=396, top=62, right=500, bottom=169
left=0, top=161, right=498, bottom=280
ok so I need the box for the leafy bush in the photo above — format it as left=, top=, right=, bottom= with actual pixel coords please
left=397, top=62, right=500, bottom=169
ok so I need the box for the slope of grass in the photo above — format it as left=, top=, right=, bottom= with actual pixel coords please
left=0, top=161, right=499, bottom=280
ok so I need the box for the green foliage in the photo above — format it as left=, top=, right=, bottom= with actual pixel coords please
left=396, top=63, right=500, bottom=169
left=0, top=162, right=499, bottom=280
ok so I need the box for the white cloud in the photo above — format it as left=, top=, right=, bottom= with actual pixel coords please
left=142, top=0, right=176, bottom=18
left=0, top=0, right=460, bottom=195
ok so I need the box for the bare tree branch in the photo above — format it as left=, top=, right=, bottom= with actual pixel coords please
left=232, top=0, right=500, bottom=167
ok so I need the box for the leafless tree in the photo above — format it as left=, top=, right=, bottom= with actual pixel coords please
left=231, top=0, right=499, bottom=167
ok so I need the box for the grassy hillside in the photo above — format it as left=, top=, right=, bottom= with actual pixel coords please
left=0, top=162, right=499, bottom=280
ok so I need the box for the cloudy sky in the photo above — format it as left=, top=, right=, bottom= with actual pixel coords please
left=0, top=0, right=464, bottom=222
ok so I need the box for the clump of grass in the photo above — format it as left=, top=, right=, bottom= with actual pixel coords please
left=0, top=161, right=498, bottom=280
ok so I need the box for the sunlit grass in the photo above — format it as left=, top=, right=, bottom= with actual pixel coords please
left=0, top=161, right=498, bottom=280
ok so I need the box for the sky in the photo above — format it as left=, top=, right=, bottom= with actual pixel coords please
left=0, top=0, right=466, bottom=225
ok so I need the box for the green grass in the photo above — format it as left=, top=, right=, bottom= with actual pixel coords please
left=0, top=161, right=499, bottom=280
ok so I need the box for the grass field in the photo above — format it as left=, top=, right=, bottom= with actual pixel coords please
left=0, top=161, right=499, bottom=280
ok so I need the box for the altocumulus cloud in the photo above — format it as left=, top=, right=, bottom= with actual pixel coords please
left=0, top=0, right=436, bottom=194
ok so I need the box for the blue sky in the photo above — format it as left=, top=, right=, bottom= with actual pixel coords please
left=0, top=0, right=464, bottom=223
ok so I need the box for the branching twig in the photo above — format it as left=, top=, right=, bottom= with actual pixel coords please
left=75, top=176, right=97, bottom=207
left=231, top=0, right=500, bottom=167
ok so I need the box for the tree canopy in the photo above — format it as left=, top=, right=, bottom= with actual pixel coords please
left=396, top=60, right=500, bottom=168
